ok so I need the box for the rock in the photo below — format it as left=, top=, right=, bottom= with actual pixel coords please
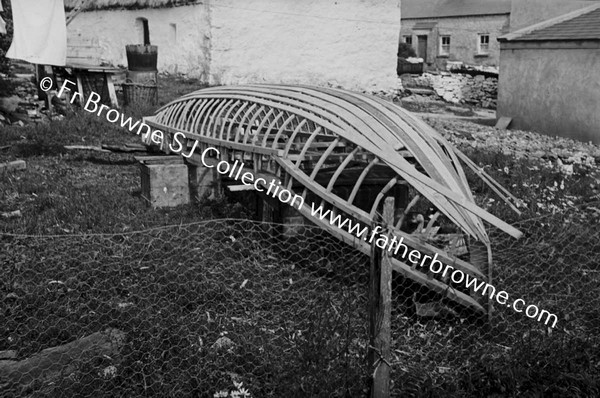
left=0, top=160, right=26, bottom=174
left=211, top=336, right=234, bottom=351
left=0, top=351, right=17, bottom=360
left=0, top=329, right=125, bottom=393
left=99, top=365, right=118, bottom=379
left=0, top=96, right=21, bottom=113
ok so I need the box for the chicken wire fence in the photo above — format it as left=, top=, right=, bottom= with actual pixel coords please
left=1, top=207, right=599, bottom=397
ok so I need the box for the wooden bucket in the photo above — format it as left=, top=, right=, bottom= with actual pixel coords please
left=125, top=44, right=158, bottom=72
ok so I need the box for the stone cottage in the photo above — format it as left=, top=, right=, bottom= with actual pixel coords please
left=64, top=0, right=400, bottom=92
left=400, top=0, right=511, bottom=69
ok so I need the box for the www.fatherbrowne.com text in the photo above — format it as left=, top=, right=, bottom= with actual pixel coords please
left=55, top=79, right=558, bottom=329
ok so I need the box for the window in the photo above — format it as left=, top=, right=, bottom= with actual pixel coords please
left=403, top=35, right=412, bottom=45
left=478, top=34, right=490, bottom=54
left=440, top=36, right=450, bottom=56
left=170, top=23, right=177, bottom=45
left=135, top=17, right=150, bottom=45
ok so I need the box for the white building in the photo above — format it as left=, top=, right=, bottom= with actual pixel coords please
left=65, top=0, right=401, bottom=92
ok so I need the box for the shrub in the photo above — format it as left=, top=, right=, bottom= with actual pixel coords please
left=0, top=0, right=13, bottom=75
left=398, top=42, right=416, bottom=59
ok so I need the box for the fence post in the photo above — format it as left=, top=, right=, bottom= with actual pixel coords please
left=369, top=197, right=393, bottom=398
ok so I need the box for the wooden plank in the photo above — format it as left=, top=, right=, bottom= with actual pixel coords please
left=106, top=75, right=119, bottom=108
left=369, top=197, right=393, bottom=398
left=219, top=118, right=337, bottom=142
left=134, top=156, right=183, bottom=165
left=294, top=127, right=322, bottom=168
left=495, top=116, right=512, bottom=130
left=144, top=120, right=282, bottom=157
left=287, top=193, right=485, bottom=313
left=227, top=185, right=255, bottom=192
left=184, top=152, right=282, bottom=188
left=282, top=119, right=308, bottom=156
left=266, top=114, right=296, bottom=148
left=348, top=157, right=379, bottom=205
left=0, top=160, right=26, bottom=173
left=369, top=178, right=399, bottom=219
left=326, top=146, right=360, bottom=191
left=274, top=157, right=486, bottom=279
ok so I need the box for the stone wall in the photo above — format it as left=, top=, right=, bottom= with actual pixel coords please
left=401, top=72, right=498, bottom=109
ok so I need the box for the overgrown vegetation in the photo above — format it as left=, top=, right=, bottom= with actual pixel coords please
left=397, top=42, right=416, bottom=59
left=0, top=0, right=12, bottom=75
left=1, top=75, right=600, bottom=396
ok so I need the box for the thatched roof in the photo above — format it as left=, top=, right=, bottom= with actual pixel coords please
left=403, top=0, right=511, bottom=19
left=64, top=0, right=202, bottom=11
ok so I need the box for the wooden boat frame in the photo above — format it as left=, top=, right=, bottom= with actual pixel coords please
left=142, top=84, right=523, bottom=315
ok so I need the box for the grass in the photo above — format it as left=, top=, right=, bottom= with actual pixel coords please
left=1, top=220, right=371, bottom=397
left=1, top=75, right=600, bottom=397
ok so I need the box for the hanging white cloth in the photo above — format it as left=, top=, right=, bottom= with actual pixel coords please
left=0, top=1, right=6, bottom=35
left=6, top=0, right=67, bottom=66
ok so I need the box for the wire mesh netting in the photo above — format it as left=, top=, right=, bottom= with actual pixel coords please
left=1, top=206, right=599, bottom=397
left=1, top=220, right=371, bottom=397
left=390, top=205, right=600, bottom=397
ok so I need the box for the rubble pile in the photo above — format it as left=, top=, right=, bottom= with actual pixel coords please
left=0, top=73, right=65, bottom=127
left=401, top=72, right=498, bottom=109
left=425, top=117, right=600, bottom=175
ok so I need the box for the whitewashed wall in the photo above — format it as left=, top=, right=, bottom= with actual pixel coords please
left=67, top=4, right=211, bottom=78
left=209, top=0, right=401, bottom=92
left=68, top=0, right=401, bottom=92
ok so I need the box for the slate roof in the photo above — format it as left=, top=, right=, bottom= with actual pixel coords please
left=402, top=0, right=511, bottom=19
left=513, top=7, right=600, bottom=41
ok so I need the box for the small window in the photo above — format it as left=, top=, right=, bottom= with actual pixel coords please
left=478, top=34, right=490, bottom=54
left=403, top=35, right=412, bottom=45
left=135, top=17, right=150, bottom=45
left=440, top=36, right=450, bottom=56
left=170, top=23, right=177, bottom=45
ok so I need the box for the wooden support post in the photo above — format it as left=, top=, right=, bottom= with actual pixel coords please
left=369, top=197, right=393, bottom=398
left=469, top=237, right=490, bottom=322
left=187, top=163, right=199, bottom=204
left=213, top=167, right=223, bottom=199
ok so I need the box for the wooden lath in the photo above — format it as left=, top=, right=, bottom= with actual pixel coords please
left=152, top=86, right=522, bottom=239
left=66, top=0, right=90, bottom=25
left=143, top=84, right=524, bottom=315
